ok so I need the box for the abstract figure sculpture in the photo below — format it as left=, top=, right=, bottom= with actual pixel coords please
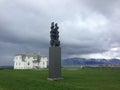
left=48, top=22, right=62, bottom=80
left=50, top=22, right=60, bottom=47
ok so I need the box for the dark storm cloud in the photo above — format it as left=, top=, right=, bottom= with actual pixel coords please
left=0, top=0, right=120, bottom=65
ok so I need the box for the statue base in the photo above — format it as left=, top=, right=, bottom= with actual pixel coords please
left=47, top=77, right=63, bottom=81
left=48, top=47, right=62, bottom=80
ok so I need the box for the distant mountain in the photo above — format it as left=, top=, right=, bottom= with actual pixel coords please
left=62, top=58, right=120, bottom=66
left=0, top=66, right=13, bottom=69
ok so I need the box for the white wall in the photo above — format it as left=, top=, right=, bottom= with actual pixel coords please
left=14, top=55, right=48, bottom=69
left=14, top=56, right=24, bottom=69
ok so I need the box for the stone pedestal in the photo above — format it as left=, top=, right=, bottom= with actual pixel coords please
left=48, top=47, right=62, bottom=80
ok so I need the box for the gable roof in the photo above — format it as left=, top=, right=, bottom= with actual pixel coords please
left=15, top=53, right=47, bottom=61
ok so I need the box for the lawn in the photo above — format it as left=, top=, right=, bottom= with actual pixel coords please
left=0, top=68, right=120, bottom=90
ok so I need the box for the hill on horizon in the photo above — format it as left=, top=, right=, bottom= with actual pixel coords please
left=62, top=58, right=120, bottom=66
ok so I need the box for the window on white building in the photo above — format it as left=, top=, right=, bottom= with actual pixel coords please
left=28, top=57, right=30, bottom=59
left=19, top=56, right=21, bottom=59
left=28, top=62, right=30, bottom=65
left=17, top=56, right=19, bottom=60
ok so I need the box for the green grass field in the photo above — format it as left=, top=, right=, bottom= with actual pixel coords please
left=0, top=69, right=120, bottom=90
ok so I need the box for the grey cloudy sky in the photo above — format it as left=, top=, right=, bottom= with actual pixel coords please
left=0, top=0, right=120, bottom=66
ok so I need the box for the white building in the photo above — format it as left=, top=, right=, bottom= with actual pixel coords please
left=14, top=53, right=48, bottom=69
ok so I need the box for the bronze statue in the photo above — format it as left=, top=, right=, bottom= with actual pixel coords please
left=50, top=22, right=60, bottom=47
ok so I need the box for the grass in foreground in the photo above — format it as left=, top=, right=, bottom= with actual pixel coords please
left=0, top=69, right=120, bottom=90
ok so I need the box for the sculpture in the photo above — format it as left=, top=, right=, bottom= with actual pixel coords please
left=50, top=22, right=60, bottom=47
left=48, top=22, right=62, bottom=80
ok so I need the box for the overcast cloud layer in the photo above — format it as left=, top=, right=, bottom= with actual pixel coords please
left=0, top=0, right=120, bottom=66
